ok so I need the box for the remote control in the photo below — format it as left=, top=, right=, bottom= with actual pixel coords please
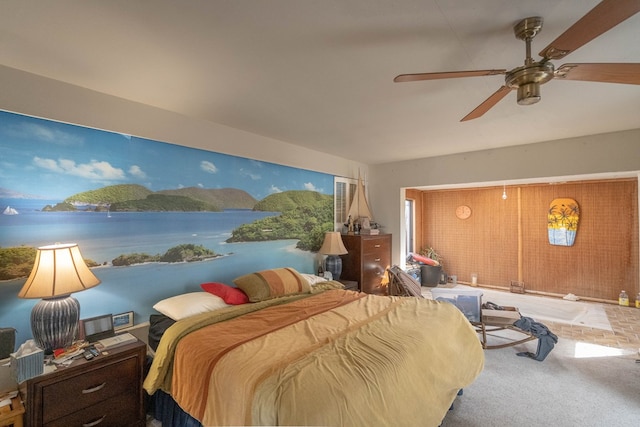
left=88, top=346, right=100, bottom=357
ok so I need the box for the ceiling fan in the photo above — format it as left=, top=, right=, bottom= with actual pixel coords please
left=394, top=0, right=640, bottom=121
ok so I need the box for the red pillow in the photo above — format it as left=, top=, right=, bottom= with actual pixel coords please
left=201, top=282, right=249, bottom=305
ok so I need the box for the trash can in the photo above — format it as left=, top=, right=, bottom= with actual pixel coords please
left=420, top=265, right=442, bottom=287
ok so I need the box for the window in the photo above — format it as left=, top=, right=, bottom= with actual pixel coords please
left=334, top=176, right=357, bottom=231
left=405, top=198, right=415, bottom=254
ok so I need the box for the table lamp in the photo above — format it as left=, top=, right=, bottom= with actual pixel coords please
left=319, top=232, right=348, bottom=280
left=18, top=243, right=101, bottom=354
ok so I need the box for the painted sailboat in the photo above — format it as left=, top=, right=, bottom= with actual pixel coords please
left=346, top=173, right=377, bottom=234
left=3, top=206, right=18, bottom=215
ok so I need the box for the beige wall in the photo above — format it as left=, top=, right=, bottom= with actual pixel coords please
left=0, top=65, right=367, bottom=181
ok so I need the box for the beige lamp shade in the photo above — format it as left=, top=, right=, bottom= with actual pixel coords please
left=18, top=243, right=101, bottom=299
left=319, top=232, right=348, bottom=256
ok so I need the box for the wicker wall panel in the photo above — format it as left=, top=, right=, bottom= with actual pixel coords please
left=416, top=179, right=638, bottom=302
left=419, top=187, right=519, bottom=288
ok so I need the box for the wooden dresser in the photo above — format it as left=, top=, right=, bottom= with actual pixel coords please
left=340, top=233, right=391, bottom=295
left=25, top=339, right=146, bottom=427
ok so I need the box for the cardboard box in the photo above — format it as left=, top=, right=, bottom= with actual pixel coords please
left=510, top=280, right=525, bottom=294
left=431, top=288, right=483, bottom=323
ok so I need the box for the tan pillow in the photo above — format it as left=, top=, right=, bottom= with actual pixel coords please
left=233, top=267, right=311, bottom=302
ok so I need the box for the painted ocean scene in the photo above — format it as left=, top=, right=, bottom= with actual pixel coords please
left=1, top=205, right=318, bottom=345
left=0, top=110, right=334, bottom=346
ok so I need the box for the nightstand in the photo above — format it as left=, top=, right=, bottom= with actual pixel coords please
left=25, top=339, right=146, bottom=427
left=338, top=279, right=359, bottom=292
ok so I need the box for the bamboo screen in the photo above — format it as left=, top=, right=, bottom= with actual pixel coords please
left=416, top=179, right=638, bottom=302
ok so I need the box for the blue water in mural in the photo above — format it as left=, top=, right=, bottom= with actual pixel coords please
left=0, top=200, right=318, bottom=346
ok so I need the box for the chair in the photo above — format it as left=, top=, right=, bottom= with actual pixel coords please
left=389, top=268, right=538, bottom=351
left=387, top=266, right=424, bottom=298
left=475, top=305, right=537, bottom=350
left=428, top=287, right=537, bottom=350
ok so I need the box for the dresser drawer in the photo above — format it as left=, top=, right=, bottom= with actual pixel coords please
left=45, top=393, right=138, bottom=427
left=42, top=357, right=138, bottom=423
left=361, top=237, right=390, bottom=255
left=363, top=249, right=388, bottom=265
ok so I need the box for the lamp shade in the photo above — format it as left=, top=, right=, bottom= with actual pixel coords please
left=319, top=232, right=348, bottom=281
left=319, top=232, right=348, bottom=256
left=18, top=243, right=101, bottom=353
left=18, top=243, right=101, bottom=299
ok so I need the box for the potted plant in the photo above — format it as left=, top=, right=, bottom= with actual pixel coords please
left=418, top=246, right=444, bottom=287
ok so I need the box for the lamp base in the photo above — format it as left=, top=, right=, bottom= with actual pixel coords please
left=325, top=255, right=343, bottom=281
left=31, top=295, right=80, bottom=354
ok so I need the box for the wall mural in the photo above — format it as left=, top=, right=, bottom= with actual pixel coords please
left=547, top=198, right=580, bottom=246
left=0, top=110, right=334, bottom=346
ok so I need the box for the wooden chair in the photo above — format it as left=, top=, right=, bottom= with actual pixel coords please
left=387, top=266, right=424, bottom=298
left=392, top=269, right=537, bottom=351
left=475, top=306, right=537, bottom=350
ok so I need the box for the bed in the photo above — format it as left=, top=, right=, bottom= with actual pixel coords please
left=143, top=268, right=484, bottom=426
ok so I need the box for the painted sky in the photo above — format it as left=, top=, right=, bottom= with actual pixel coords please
left=0, top=110, right=332, bottom=201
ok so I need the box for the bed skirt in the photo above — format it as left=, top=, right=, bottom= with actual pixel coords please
left=151, top=390, right=202, bottom=427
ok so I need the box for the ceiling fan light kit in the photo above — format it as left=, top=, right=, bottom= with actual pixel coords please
left=394, top=0, right=640, bottom=120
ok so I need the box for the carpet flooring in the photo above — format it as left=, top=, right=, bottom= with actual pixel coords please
left=429, top=285, right=640, bottom=426
left=441, top=335, right=640, bottom=427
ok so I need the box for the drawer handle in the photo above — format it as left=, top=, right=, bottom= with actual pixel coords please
left=374, top=244, right=381, bottom=248
left=83, top=415, right=106, bottom=427
left=374, top=258, right=381, bottom=262
left=82, top=382, right=106, bottom=394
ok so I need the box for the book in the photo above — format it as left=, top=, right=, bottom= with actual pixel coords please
left=359, top=228, right=379, bottom=235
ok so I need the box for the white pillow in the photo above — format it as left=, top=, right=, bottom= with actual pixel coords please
left=301, top=273, right=329, bottom=286
left=153, top=291, right=230, bottom=320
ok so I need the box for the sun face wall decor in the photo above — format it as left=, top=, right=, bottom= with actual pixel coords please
left=548, top=198, right=580, bottom=246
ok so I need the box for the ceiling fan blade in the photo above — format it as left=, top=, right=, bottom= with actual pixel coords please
left=461, top=86, right=513, bottom=122
left=539, top=0, right=640, bottom=60
left=555, top=63, right=640, bottom=85
left=394, top=69, right=506, bottom=83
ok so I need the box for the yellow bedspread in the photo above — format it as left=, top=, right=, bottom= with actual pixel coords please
left=144, top=289, right=484, bottom=426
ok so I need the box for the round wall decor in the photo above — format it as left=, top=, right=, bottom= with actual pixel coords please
left=455, top=205, right=472, bottom=220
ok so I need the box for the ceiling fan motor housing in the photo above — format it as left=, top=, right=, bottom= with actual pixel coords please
left=506, top=62, right=555, bottom=105
left=509, top=16, right=554, bottom=106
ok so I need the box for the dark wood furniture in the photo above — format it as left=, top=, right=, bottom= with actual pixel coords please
left=338, top=279, right=359, bottom=292
left=340, top=233, right=391, bottom=295
left=25, top=339, right=146, bottom=427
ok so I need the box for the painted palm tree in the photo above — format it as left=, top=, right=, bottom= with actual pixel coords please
left=547, top=198, right=580, bottom=246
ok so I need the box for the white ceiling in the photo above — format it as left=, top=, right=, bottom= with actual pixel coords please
left=1, top=0, right=639, bottom=165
